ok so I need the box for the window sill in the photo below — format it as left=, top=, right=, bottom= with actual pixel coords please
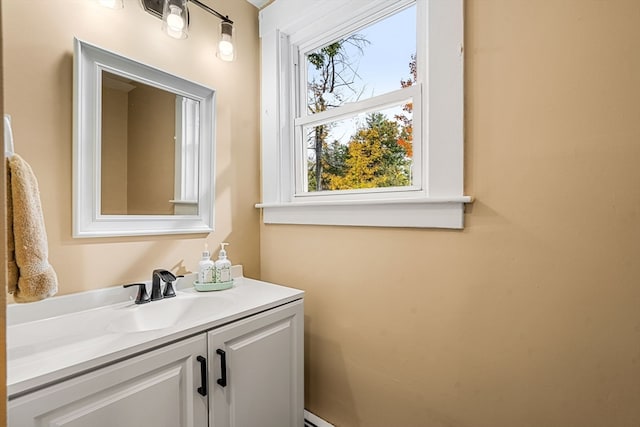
left=256, top=196, right=472, bottom=229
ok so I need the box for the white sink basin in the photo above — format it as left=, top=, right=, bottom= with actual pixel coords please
left=7, top=275, right=305, bottom=398
left=107, top=294, right=232, bottom=333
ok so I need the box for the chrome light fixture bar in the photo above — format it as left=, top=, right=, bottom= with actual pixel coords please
left=139, top=0, right=235, bottom=61
left=189, top=0, right=232, bottom=24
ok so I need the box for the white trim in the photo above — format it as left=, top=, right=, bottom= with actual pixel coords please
left=257, top=195, right=471, bottom=208
left=294, top=86, right=418, bottom=128
left=425, top=0, right=465, bottom=196
left=73, top=38, right=216, bottom=237
left=174, top=96, right=200, bottom=204
left=258, top=0, right=469, bottom=229
left=261, top=199, right=468, bottom=229
left=245, top=0, right=269, bottom=9
left=304, top=410, right=335, bottom=427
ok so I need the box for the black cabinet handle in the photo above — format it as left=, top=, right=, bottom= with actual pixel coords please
left=196, top=356, right=207, bottom=396
left=216, top=349, right=227, bottom=387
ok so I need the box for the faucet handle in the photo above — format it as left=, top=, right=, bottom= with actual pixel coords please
left=123, top=283, right=150, bottom=304
left=163, top=280, right=176, bottom=298
left=153, top=269, right=177, bottom=299
left=163, top=272, right=179, bottom=298
left=164, top=274, right=184, bottom=298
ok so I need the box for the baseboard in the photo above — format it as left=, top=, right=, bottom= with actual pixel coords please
left=304, top=409, right=335, bottom=427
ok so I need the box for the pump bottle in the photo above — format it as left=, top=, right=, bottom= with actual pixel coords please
left=198, top=250, right=215, bottom=284
left=215, top=243, right=232, bottom=283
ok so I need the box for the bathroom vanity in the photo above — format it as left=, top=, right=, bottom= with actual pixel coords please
left=7, top=273, right=304, bottom=427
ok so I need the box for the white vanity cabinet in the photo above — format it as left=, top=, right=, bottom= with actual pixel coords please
left=8, top=334, right=209, bottom=427
left=8, top=297, right=304, bottom=427
left=208, top=300, right=304, bottom=427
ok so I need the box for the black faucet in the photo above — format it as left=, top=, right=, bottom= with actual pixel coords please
left=124, top=270, right=177, bottom=304
left=123, top=283, right=150, bottom=304
left=151, top=269, right=177, bottom=301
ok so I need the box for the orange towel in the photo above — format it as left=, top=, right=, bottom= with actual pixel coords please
left=7, top=154, right=58, bottom=302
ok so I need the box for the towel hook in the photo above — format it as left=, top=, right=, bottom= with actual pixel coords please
left=4, top=114, right=15, bottom=157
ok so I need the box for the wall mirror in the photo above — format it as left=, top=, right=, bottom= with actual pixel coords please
left=73, top=38, right=216, bottom=237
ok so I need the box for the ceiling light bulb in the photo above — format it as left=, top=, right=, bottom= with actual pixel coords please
left=166, top=5, right=185, bottom=31
left=161, top=0, right=188, bottom=39
left=218, top=38, right=234, bottom=60
left=218, top=21, right=235, bottom=62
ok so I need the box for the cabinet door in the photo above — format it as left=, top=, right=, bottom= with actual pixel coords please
left=9, top=334, right=208, bottom=427
left=208, top=300, right=304, bottom=427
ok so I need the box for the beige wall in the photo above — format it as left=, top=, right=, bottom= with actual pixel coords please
left=127, top=83, right=175, bottom=215
left=101, top=80, right=176, bottom=216
left=101, top=85, right=128, bottom=214
left=3, top=0, right=261, bottom=294
left=4, top=1, right=639, bottom=426
left=261, top=1, right=640, bottom=426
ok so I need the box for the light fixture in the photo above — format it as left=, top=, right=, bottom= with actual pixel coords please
left=141, top=0, right=235, bottom=61
left=217, top=20, right=235, bottom=62
left=162, top=0, right=189, bottom=39
left=98, top=0, right=124, bottom=9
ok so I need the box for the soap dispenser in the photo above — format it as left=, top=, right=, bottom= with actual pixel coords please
left=215, top=242, right=232, bottom=283
left=198, top=249, right=215, bottom=284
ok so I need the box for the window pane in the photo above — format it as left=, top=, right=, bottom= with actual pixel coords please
left=304, top=104, right=413, bottom=192
left=305, top=4, right=416, bottom=116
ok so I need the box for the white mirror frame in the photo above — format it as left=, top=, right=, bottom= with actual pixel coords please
left=73, top=38, right=216, bottom=237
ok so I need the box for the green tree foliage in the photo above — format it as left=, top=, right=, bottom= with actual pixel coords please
left=327, top=113, right=410, bottom=190
left=307, top=42, right=415, bottom=192
left=307, top=140, right=348, bottom=192
left=396, top=54, right=416, bottom=158
left=307, top=36, right=368, bottom=191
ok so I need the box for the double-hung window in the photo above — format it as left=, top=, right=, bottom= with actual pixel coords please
left=257, top=0, right=470, bottom=228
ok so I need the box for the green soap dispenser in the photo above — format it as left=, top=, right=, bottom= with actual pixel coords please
left=215, top=242, right=232, bottom=283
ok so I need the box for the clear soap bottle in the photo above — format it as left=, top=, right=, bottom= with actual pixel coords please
left=198, top=250, right=215, bottom=284
left=215, top=243, right=232, bottom=283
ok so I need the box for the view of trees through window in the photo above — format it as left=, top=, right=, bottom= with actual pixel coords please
left=304, top=5, right=416, bottom=192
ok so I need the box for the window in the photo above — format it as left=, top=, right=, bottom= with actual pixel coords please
left=300, top=5, right=417, bottom=195
left=257, top=0, right=470, bottom=228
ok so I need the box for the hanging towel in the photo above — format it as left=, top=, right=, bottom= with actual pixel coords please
left=7, top=154, right=58, bottom=302
left=5, top=115, right=18, bottom=292
left=6, top=158, right=18, bottom=292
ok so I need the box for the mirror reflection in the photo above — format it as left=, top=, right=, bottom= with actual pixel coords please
left=101, top=71, right=199, bottom=216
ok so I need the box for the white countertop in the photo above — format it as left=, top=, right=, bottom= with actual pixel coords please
left=7, top=272, right=303, bottom=398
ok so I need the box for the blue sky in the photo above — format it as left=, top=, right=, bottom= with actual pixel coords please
left=351, top=4, right=417, bottom=98
left=305, top=4, right=416, bottom=155
left=307, top=4, right=416, bottom=103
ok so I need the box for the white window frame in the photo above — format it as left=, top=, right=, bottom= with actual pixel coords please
left=256, top=0, right=470, bottom=228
